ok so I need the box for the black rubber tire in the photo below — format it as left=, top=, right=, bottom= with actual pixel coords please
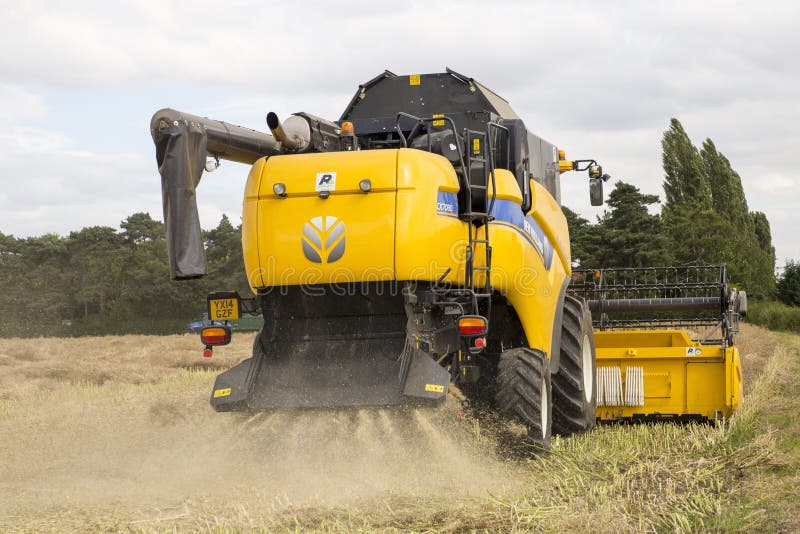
left=552, top=296, right=597, bottom=436
left=495, top=347, right=552, bottom=450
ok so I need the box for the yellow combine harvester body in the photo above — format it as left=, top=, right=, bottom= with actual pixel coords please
left=241, top=149, right=569, bottom=355
left=594, top=330, right=742, bottom=421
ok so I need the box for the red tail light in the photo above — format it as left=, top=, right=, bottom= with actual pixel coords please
left=201, top=325, right=231, bottom=346
left=458, top=315, right=488, bottom=336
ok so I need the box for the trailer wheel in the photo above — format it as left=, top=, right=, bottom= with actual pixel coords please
left=552, top=296, right=597, bottom=436
left=495, top=347, right=551, bottom=450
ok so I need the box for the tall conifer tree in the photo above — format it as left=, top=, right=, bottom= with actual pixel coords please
left=661, top=119, right=729, bottom=265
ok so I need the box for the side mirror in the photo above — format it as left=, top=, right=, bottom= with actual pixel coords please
left=589, top=177, right=604, bottom=206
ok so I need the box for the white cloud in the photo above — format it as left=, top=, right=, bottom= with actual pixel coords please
left=0, top=84, right=47, bottom=121
left=751, top=173, right=800, bottom=196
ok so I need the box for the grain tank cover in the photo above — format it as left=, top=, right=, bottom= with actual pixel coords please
left=339, top=68, right=519, bottom=135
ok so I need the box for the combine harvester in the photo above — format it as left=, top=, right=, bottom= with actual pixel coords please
left=150, top=69, right=743, bottom=449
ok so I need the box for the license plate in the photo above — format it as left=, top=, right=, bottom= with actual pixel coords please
left=209, top=297, right=239, bottom=321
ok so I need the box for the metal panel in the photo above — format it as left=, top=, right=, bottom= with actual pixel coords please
left=527, top=132, right=561, bottom=203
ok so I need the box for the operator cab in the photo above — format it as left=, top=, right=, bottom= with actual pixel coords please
left=338, top=68, right=564, bottom=213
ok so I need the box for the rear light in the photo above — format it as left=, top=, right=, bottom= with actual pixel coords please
left=458, top=315, right=488, bottom=336
left=201, top=325, right=231, bottom=346
left=273, top=182, right=287, bottom=197
left=474, top=337, right=486, bottom=348
left=203, top=347, right=213, bottom=358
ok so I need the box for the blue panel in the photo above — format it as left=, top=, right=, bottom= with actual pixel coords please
left=436, top=191, right=459, bottom=216
left=490, top=199, right=554, bottom=271
left=434, top=193, right=555, bottom=271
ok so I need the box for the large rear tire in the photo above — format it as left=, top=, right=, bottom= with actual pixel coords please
left=495, top=347, right=552, bottom=450
left=552, top=296, right=597, bottom=436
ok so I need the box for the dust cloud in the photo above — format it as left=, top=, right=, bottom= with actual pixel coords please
left=0, top=351, right=528, bottom=526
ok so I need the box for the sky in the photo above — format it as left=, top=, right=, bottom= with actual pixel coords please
left=1, top=0, right=798, bottom=266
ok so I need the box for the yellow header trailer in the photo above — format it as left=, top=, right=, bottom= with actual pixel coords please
left=569, top=266, right=747, bottom=423
left=594, top=330, right=742, bottom=422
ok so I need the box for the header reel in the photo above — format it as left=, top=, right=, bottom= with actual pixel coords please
left=569, top=265, right=747, bottom=347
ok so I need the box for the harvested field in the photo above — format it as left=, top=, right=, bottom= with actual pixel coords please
left=0, top=324, right=798, bottom=532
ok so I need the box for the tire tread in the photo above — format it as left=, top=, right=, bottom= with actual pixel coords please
left=551, top=296, right=597, bottom=436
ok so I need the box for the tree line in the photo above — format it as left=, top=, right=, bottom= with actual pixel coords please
left=0, top=213, right=250, bottom=337
left=564, top=118, right=780, bottom=299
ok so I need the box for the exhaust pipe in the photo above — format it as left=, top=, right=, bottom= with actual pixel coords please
left=266, top=112, right=311, bottom=152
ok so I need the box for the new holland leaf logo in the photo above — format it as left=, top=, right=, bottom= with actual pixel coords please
left=302, top=216, right=346, bottom=263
